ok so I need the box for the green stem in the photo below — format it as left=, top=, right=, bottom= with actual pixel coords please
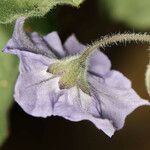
left=79, top=33, right=150, bottom=63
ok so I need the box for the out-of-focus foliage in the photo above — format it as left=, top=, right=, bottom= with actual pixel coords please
left=0, top=0, right=84, bottom=24
left=0, top=25, right=18, bottom=146
left=102, top=0, right=150, bottom=30
left=146, top=64, right=150, bottom=95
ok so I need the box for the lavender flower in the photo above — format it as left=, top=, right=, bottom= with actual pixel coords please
left=3, top=18, right=150, bottom=137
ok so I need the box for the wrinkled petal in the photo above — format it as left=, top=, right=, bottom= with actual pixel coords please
left=43, top=32, right=66, bottom=58
left=4, top=44, right=62, bottom=117
left=15, top=73, right=61, bottom=118
left=3, top=18, right=149, bottom=137
left=4, top=17, right=56, bottom=58
left=15, top=52, right=60, bottom=117
left=64, top=34, right=111, bottom=75
left=64, top=34, right=86, bottom=55
left=104, top=70, right=131, bottom=89
left=29, top=32, right=58, bottom=58
left=89, top=71, right=150, bottom=129
left=88, top=51, right=111, bottom=76
left=53, top=87, right=115, bottom=137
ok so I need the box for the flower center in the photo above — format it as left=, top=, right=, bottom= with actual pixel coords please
left=47, top=56, right=90, bottom=94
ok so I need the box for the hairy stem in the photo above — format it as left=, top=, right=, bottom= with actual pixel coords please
left=79, top=33, right=150, bottom=63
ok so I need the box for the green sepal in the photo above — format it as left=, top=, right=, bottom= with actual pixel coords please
left=47, top=56, right=90, bottom=94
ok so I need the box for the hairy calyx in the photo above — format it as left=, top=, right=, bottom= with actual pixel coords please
left=47, top=56, right=90, bottom=94
left=48, top=33, right=150, bottom=94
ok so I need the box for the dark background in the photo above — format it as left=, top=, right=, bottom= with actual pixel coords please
left=1, top=0, right=150, bottom=149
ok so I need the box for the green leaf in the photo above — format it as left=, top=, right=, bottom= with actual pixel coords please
left=0, top=0, right=84, bottom=24
left=102, top=0, right=150, bottom=30
left=0, top=25, right=18, bottom=146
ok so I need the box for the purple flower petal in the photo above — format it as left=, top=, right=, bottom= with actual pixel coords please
left=53, top=87, right=115, bottom=137
left=3, top=18, right=150, bottom=137
left=43, top=32, right=66, bottom=57
left=88, top=71, right=150, bottom=129
left=29, top=32, right=58, bottom=57
left=88, top=51, right=111, bottom=76
left=64, top=35, right=86, bottom=55
left=5, top=17, right=57, bottom=58
left=13, top=51, right=61, bottom=117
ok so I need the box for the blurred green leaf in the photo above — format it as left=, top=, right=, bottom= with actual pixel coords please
left=0, top=25, right=18, bottom=146
left=0, top=0, right=84, bottom=24
left=102, top=0, right=150, bottom=30
left=146, top=64, right=150, bottom=95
